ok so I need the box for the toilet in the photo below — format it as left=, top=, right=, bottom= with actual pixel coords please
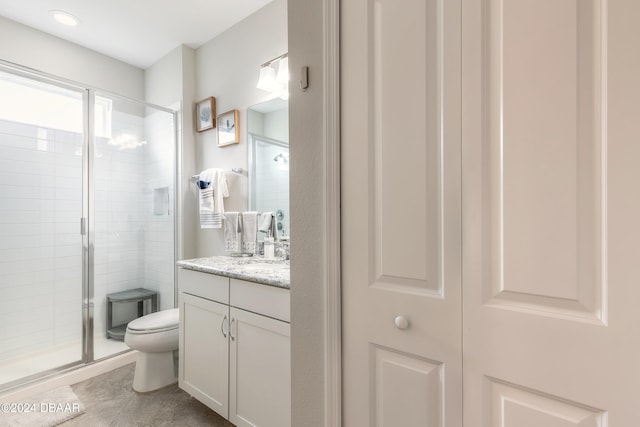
left=124, top=308, right=179, bottom=393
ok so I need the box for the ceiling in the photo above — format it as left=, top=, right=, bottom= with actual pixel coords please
left=0, top=0, right=273, bottom=69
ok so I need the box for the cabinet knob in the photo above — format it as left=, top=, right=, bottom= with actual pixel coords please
left=394, top=315, right=410, bottom=330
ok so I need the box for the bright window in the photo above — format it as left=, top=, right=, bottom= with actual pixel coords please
left=0, top=71, right=112, bottom=138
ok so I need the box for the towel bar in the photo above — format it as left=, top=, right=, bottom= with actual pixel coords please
left=191, top=168, right=246, bottom=180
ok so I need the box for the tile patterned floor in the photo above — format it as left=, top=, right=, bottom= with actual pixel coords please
left=60, top=363, right=233, bottom=427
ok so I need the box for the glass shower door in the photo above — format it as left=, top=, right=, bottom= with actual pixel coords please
left=0, top=65, right=178, bottom=391
left=92, top=93, right=176, bottom=360
left=0, top=69, right=85, bottom=386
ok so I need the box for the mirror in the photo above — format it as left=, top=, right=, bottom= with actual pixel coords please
left=247, top=98, right=289, bottom=240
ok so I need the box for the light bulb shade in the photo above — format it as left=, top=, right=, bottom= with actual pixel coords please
left=276, top=57, right=289, bottom=84
left=257, top=66, right=279, bottom=91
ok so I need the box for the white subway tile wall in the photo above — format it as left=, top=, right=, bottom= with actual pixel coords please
left=142, top=110, right=175, bottom=312
left=255, top=141, right=289, bottom=238
left=0, top=120, right=83, bottom=363
left=93, top=109, right=147, bottom=340
left=0, top=105, right=175, bottom=366
left=93, top=105, right=175, bottom=359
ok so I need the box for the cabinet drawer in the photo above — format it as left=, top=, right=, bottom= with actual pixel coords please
left=179, top=268, right=229, bottom=304
left=230, top=278, right=290, bottom=322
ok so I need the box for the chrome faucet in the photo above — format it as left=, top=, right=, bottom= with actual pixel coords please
left=275, top=241, right=290, bottom=260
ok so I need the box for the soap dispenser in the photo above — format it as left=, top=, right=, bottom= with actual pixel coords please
left=264, top=236, right=275, bottom=258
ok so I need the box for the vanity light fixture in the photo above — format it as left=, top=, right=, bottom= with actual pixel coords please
left=49, top=10, right=81, bottom=27
left=256, top=65, right=279, bottom=92
left=256, top=53, right=288, bottom=93
left=276, top=56, right=289, bottom=84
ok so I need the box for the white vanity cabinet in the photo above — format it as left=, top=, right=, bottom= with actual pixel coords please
left=229, top=306, right=290, bottom=427
left=178, top=267, right=291, bottom=427
left=180, top=292, right=229, bottom=415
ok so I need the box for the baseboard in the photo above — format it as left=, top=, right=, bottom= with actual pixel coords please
left=0, top=351, right=138, bottom=402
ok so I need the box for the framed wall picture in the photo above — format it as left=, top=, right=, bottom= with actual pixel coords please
left=217, top=109, right=240, bottom=146
left=195, top=97, right=216, bottom=132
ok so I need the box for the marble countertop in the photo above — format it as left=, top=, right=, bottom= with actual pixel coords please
left=177, top=256, right=290, bottom=289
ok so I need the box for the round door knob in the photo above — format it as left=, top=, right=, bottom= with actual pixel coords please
left=394, top=315, right=410, bottom=330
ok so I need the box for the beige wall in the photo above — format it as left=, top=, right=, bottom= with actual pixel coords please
left=0, top=16, right=144, bottom=99
left=141, top=0, right=288, bottom=260
left=145, top=45, right=198, bottom=261
left=0, top=7, right=327, bottom=422
left=193, top=0, right=287, bottom=256
left=288, top=0, right=329, bottom=423
left=0, top=2, right=288, bottom=259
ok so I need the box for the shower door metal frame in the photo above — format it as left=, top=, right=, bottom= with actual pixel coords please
left=87, top=90, right=178, bottom=366
left=83, top=89, right=94, bottom=363
left=0, top=59, right=179, bottom=392
left=83, top=91, right=180, bottom=363
left=0, top=62, right=89, bottom=390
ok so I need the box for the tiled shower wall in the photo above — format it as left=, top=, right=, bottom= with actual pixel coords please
left=142, top=109, right=175, bottom=312
left=255, top=140, right=290, bottom=238
left=0, top=120, right=83, bottom=361
left=0, top=107, right=175, bottom=361
left=93, top=110, right=147, bottom=334
left=93, top=107, right=175, bottom=334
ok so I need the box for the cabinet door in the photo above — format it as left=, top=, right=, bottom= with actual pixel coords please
left=229, top=307, right=291, bottom=427
left=179, top=292, right=229, bottom=418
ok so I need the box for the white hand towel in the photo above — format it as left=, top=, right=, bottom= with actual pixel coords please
left=224, top=212, right=242, bottom=253
left=198, top=167, right=215, bottom=228
left=258, top=211, right=273, bottom=232
left=241, top=211, right=259, bottom=254
left=210, top=169, right=229, bottom=228
left=197, top=169, right=215, bottom=189
left=258, top=212, right=278, bottom=241
left=198, top=168, right=228, bottom=229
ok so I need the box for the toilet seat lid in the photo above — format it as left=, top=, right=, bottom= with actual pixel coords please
left=127, top=308, right=179, bottom=333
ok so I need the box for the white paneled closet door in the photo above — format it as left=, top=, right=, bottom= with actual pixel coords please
left=463, top=0, right=640, bottom=424
left=343, top=0, right=640, bottom=425
left=341, top=0, right=462, bottom=425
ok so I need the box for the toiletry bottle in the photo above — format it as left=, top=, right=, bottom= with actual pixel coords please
left=264, top=236, right=275, bottom=258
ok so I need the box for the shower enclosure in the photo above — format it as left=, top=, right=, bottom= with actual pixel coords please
left=0, top=63, right=177, bottom=390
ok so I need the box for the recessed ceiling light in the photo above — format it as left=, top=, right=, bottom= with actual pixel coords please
left=49, top=10, right=80, bottom=27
